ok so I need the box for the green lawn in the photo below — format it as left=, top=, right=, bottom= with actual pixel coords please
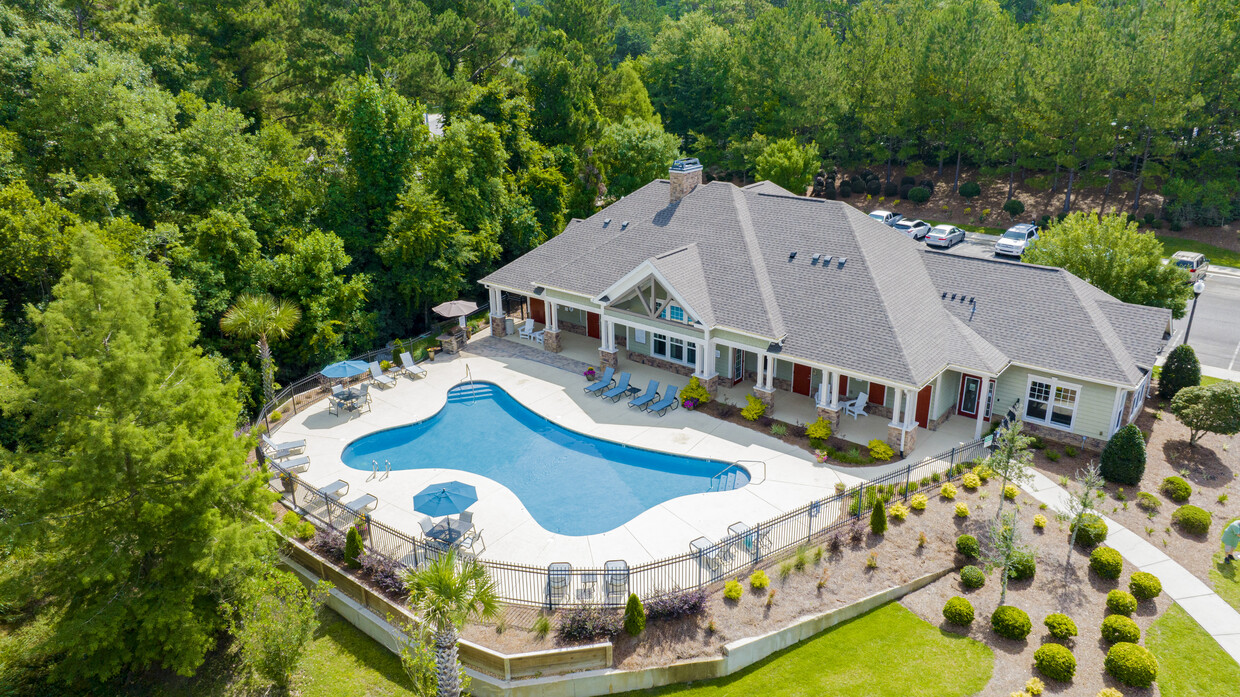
left=617, top=602, right=993, bottom=697
left=1156, top=235, right=1240, bottom=269
left=1146, top=603, right=1240, bottom=696
left=1212, top=517, right=1240, bottom=613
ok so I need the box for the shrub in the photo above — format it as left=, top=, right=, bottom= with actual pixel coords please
left=741, top=394, right=766, bottom=421
left=960, top=565, right=985, bottom=589
left=806, top=416, right=832, bottom=446
left=991, top=605, right=1032, bottom=640
left=1161, top=476, right=1192, bottom=502
left=973, top=463, right=994, bottom=482
left=1025, top=677, right=1045, bottom=695
left=749, top=569, right=769, bottom=590
left=1097, top=689, right=1124, bottom=697
left=1128, top=572, right=1162, bottom=601
left=623, top=593, right=646, bottom=636
left=1046, top=450, right=1061, bottom=462
left=1106, top=590, right=1138, bottom=616
left=908, top=186, right=930, bottom=203
left=943, top=596, right=974, bottom=626
left=1105, top=642, right=1159, bottom=687
left=269, top=410, right=282, bottom=422
left=1002, top=198, right=1025, bottom=218
left=1071, top=513, right=1108, bottom=547
left=883, top=181, right=899, bottom=197
left=866, top=179, right=881, bottom=196
left=1010, top=550, right=1037, bottom=580
left=901, top=175, right=916, bottom=186
left=723, top=579, right=743, bottom=601
left=940, top=483, right=957, bottom=499
left=899, top=183, right=914, bottom=199
left=1136, top=492, right=1161, bottom=512
left=1159, top=344, right=1200, bottom=399
left=1033, top=514, right=1048, bottom=530
left=311, top=529, right=346, bottom=563
left=870, top=500, right=888, bottom=535
left=391, top=338, right=405, bottom=364
left=1101, top=424, right=1147, bottom=486
left=533, top=614, right=551, bottom=638
left=1065, top=445, right=1078, bottom=457
left=1034, top=643, right=1077, bottom=682
left=1043, top=613, right=1078, bottom=640
left=888, top=502, right=909, bottom=521
left=680, top=376, right=712, bottom=405
left=920, top=179, right=936, bottom=194
left=344, top=526, right=364, bottom=569
left=645, top=588, right=707, bottom=620
left=1101, top=614, right=1140, bottom=644
left=557, top=605, right=621, bottom=642
left=358, top=553, right=406, bottom=596
left=954, top=534, right=980, bottom=559
left=959, top=181, right=982, bottom=198
left=1003, top=484, right=1018, bottom=500
left=1090, top=547, right=1124, bottom=580
left=838, top=181, right=852, bottom=197
left=868, top=439, right=894, bottom=460
left=962, top=473, right=982, bottom=490
left=1172, top=504, right=1211, bottom=535
left=955, top=503, right=970, bottom=518
left=910, top=493, right=928, bottom=510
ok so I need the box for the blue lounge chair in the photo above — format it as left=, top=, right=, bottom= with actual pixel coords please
left=628, top=379, right=660, bottom=409
left=583, top=366, right=616, bottom=395
left=600, top=372, right=632, bottom=401
left=648, top=385, right=680, bottom=416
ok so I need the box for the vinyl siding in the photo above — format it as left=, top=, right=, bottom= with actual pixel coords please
left=994, top=365, right=1121, bottom=441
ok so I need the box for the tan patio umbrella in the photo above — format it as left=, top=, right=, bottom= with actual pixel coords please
left=432, top=299, right=479, bottom=329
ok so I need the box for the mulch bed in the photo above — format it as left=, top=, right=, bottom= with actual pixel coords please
left=695, top=398, right=892, bottom=467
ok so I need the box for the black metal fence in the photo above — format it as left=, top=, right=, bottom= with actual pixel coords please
left=266, top=435, right=992, bottom=609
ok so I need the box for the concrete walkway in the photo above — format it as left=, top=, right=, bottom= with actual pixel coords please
left=1022, top=471, right=1240, bottom=663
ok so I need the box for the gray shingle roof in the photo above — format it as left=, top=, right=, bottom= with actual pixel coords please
left=482, top=180, right=1165, bottom=389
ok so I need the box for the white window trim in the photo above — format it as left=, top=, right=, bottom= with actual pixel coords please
left=652, top=332, right=697, bottom=367
left=1024, top=374, right=1081, bottom=432
left=657, top=302, right=693, bottom=325
left=1128, top=374, right=1149, bottom=421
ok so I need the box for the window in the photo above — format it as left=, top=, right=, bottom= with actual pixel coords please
left=658, top=303, right=692, bottom=324
left=651, top=332, right=696, bottom=367
left=653, top=333, right=666, bottom=356
left=1025, top=376, right=1079, bottom=430
left=1129, top=375, right=1148, bottom=421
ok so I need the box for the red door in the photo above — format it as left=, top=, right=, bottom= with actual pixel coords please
left=530, top=298, right=546, bottom=325
left=586, top=312, right=601, bottom=339
left=958, top=375, right=982, bottom=417
left=838, top=374, right=849, bottom=400
left=915, top=384, right=933, bottom=428
left=792, top=364, right=812, bottom=396
left=868, top=383, right=886, bottom=407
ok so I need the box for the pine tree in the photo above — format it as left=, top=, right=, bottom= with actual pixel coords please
left=624, top=593, right=646, bottom=636
left=1159, top=344, right=1201, bottom=399
left=870, top=499, right=887, bottom=536
left=345, top=526, right=364, bottom=568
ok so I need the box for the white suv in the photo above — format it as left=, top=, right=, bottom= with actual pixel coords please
left=995, top=223, right=1040, bottom=258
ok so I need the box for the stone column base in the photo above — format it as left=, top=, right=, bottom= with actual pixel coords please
left=701, top=374, right=721, bottom=398
left=816, top=406, right=842, bottom=431
left=598, top=349, right=618, bottom=369
left=543, top=329, right=562, bottom=353
left=753, top=387, right=775, bottom=409
left=886, top=424, right=917, bottom=454
left=489, top=315, right=506, bottom=338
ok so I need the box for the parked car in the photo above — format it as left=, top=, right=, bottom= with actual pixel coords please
left=892, top=218, right=931, bottom=240
left=994, top=223, right=1040, bottom=258
left=868, top=210, right=903, bottom=226
left=1170, top=251, right=1210, bottom=283
left=924, top=224, right=965, bottom=248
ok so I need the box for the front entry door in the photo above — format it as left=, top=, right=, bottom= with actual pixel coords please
left=732, top=348, right=745, bottom=386
left=915, top=384, right=933, bottom=428
left=792, top=363, right=812, bottom=396
left=586, top=311, right=601, bottom=339
left=958, top=375, right=982, bottom=417
left=530, top=298, right=546, bottom=325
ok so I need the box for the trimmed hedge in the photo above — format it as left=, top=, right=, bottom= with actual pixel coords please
left=956, top=534, right=980, bottom=559
left=1010, top=550, right=1037, bottom=580
left=1128, top=572, right=1162, bottom=601
left=1101, top=614, right=1141, bottom=644
left=883, top=181, right=899, bottom=197
left=623, top=593, right=646, bottom=636
left=960, top=565, right=986, bottom=589
left=908, top=186, right=930, bottom=203
left=1100, top=424, right=1146, bottom=486
left=1161, top=475, right=1192, bottom=502
left=1071, top=513, right=1108, bottom=547
left=1043, top=613, right=1078, bottom=640
left=1105, top=642, right=1159, bottom=687
left=1172, top=504, right=1212, bottom=535
left=1106, top=590, right=1138, bottom=616
left=959, top=181, right=982, bottom=198
left=1159, top=343, right=1200, bottom=399
left=1089, top=547, right=1123, bottom=580
left=943, top=596, right=975, bottom=626
left=1002, top=198, right=1025, bottom=217
left=1034, top=643, right=1076, bottom=682
left=991, top=605, right=1032, bottom=640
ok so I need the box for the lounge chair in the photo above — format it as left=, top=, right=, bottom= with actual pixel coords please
left=321, top=479, right=350, bottom=499
left=583, top=366, right=616, bottom=395
left=547, top=562, right=570, bottom=604
left=518, top=318, right=537, bottom=340
left=843, top=392, right=868, bottom=420
left=600, top=372, right=632, bottom=401
left=604, top=560, right=629, bottom=597
left=648, top=385, right=681, bottom=416
left=368, top=361, right=397, bottom=389
left=627, top=379, right=660, bottom=409
left=345, top=493, right=377, bottom=514
left=278, top=455, right=310, bottom=474
left=398, top=351, right=427, bottom=379
left=690, top=537, right=722, bottom=571
left=261, top=433, right=306, bottom=459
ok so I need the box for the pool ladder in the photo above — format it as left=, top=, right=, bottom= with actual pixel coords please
left=459, top=364, right=477, bottom=406
left=369, top=459, right=391, bottom=481
left=708, top=465, right=741, bottom=492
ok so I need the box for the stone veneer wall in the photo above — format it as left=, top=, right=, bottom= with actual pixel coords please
left=1022, top=420, right=1106, bottom=451
left=625, top=350, right=694, bottom=377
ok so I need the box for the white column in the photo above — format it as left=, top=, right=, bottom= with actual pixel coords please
left=601, top=319, right=612, bottom=351
left=973, top=378, right=990, bottom=439
left=933, top=372, right=944, bottom=419
left=905, top=389, right=917, bottom=429
left=765, top=357, right=775, bottom=390
left=829, top=371, right=839, bottom=409
left=549, top=303, right=559, bottom=331
left=756, top=354, right=766, bottom=387
left=488, top=287, right=502, bottom=317
left=889, top=387, right=904, bottom=427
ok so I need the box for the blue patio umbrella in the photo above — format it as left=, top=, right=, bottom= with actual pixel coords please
left=413, top=481, right=478, bottom=517
left=320, top=360, right=369, bottom=379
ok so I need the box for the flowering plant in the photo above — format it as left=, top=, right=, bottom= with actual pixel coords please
left=683, top=398, right=698, bottom=409
left=583, top=367, right=597, bottom=379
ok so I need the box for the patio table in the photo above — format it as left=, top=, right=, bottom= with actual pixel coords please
left=427, top=518, right=472, bottom=546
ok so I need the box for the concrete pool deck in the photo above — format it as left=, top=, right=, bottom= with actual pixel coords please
left=272, top=334, right=965, bottom=568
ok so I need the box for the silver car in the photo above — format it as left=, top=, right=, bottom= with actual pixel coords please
left=924, top=224, right=965, bottom=248
left=868, top=210, right=903, bottom=226
left=892, top=218, right=931, bottom=240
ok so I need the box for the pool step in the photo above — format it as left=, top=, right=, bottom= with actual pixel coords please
left=446, top=383, right=496, bottom=403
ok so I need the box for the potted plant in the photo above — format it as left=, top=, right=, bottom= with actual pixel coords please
left=279, top=471, right=295, bottom=493
left=583, top=367, right=597, bottom=381
left=683, top=397, right=698, bottom=411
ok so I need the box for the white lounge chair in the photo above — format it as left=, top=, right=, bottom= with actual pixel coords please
left=604, top=560, right=629, bottom=597
left=690, top=536, right=722, bottom=571
left=518, top=318, right=537, bottom=340
left=368, top=361, right=397, bottom=389
left=278, top=455, right=310, bottom=474
left=398, top=351, right=427, bottom=379
left=321, top=479, right=350, bottom=499
left=548, top=562, right=570, bottom=604
left=844, top=392, right=869, bottom=420
left=345, top=493, right=377, bottom=514
left=261, top=433, right=306, bottom=459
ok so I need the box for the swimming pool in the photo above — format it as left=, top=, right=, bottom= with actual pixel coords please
left=341, top=382, right=749, bottom=535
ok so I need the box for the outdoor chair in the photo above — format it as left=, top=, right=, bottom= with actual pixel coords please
left=277, top=455, right=310, bottom=474
left=578, top=572, right=598, bottom=601
left=417, top=516, right=437, bottom=537
left=600, top=372, right=632, bottom=401
left=398, top=351, right=427, bottom=379
left=345, top=493, right=377, bottom=514
left=547, top=562, right=571, bottom=604
left=583, top=366, right=616, bottom=395
left=368, top=361, right=397, bottom=389
left=518, top=318, right=537, bottom=340
left=457, top=511, right=475, bottom=534
left=261, top=433, right=306, bottom=459
left=460, top=529, right=485, bottom=555
left=320, top=479, right=350, bottom=500
left=627, top=379, right=660, bottom=410
left=648, top=385, right=681, bottom=416
left=844, top=392, right=868, bottom=420
left=604, top=560, right=629, bottom=599
left=690, top=537, right=722, bottom=571
left=352, top=384, right=372, bottom=413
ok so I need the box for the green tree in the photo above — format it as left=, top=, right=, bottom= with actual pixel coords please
left=624, top=593, right=646, bottom=635
left=1159, top=344, right=1201, bottom=399
left=987, top=420, right=1034, bottom=520
left=1023, top=213, right=1192, bottom=318
left=169, top=209, right=263, bottom=327
left=5, top=234, right=272, bottom=683
left=525, top=30, right=602, bottom=152
left=224, top=569, right=332, bottom=690
left=1169, top=382, right=1240, bottom=447
left=642, top=12, right=734, bottom=148
left=981, top=509, right=1033, bottom=605
left=597, top=59, right=658, bottom=124
left=1100, top=423, right=1147, bottom=485
left=755, top=138, right=818, bottom=194
left=1063, top=462, right=1104, bottom=574
left=405, top=550, right=500, bottom=697
left=220, top=294, right=302, bottom=406
left=597, top=117, right=682, bottom=198
left=870, top=498, right=887, bottom=535
left=537, top=0, right=618, bottom=69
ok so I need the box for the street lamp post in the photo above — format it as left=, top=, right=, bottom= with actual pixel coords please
left=1183, top=279, right=1207, bottom=344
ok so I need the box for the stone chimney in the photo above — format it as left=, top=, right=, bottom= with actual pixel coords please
left=669, top=158, right=703, bottom=203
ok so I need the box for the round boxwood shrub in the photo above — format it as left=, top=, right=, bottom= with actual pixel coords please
left=1129, top=571, right=1162, bottom=601
left=1159, top=343, right=1200, bottom=399
left=838, top=182, right=852, bottom=198
left=908, top=186, right=930, bottom=204
left=943, top=596, right=975, bottom=626
left=1106, top=590, right=1138, bottom=616
left=1089, top=547, right=1123, bottom=580
left=1002, top=198, right=1025, bottom=218
left=883, top=181, right=899, bottom=197
left=991, top=605, right=1032, bottom=640
left=901, top=175, right=916, bottom=186
left=899, top=183, right=914, bottom=200
left=956, top=534, right=980, bottom=559
left=959, top=181, right=982, bottom=198
left=1161, top=475, right=1192, bottom=502
left=919, top=179, right=935, bottom=194
left=1105, top=642, right=1159, bottom=687
left=1034, top=643, right=1076, bottom=682
left=866, top=179, right=881, bottom=196
left=960, top=565, right=986, bottom=589
left=1070, top=513, right=1108, bottom=547
left=1010, top=549, right=1037, bottom=581
left=1100, top=424, right=1146, bottom=486
left=1101, top=614, right=1141, bottom=644
left=1172, top=504, right=1212, bottom=535
left=1043, top=613, right=1078, bottom=640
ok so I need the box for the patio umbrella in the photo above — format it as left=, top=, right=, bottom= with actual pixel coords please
left=432, top=299, right=479, bottom=328
left=319, top=360, right=369, bottom=379
left=413, top=481, right=478, bottom=517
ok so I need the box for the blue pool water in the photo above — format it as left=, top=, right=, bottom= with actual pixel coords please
left=341, top=382, right=749, bottom=535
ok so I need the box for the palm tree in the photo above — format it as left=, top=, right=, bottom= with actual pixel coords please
left=405, top=550, right=500, bottom=697
left=220, top=294, right=301, bottom=406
